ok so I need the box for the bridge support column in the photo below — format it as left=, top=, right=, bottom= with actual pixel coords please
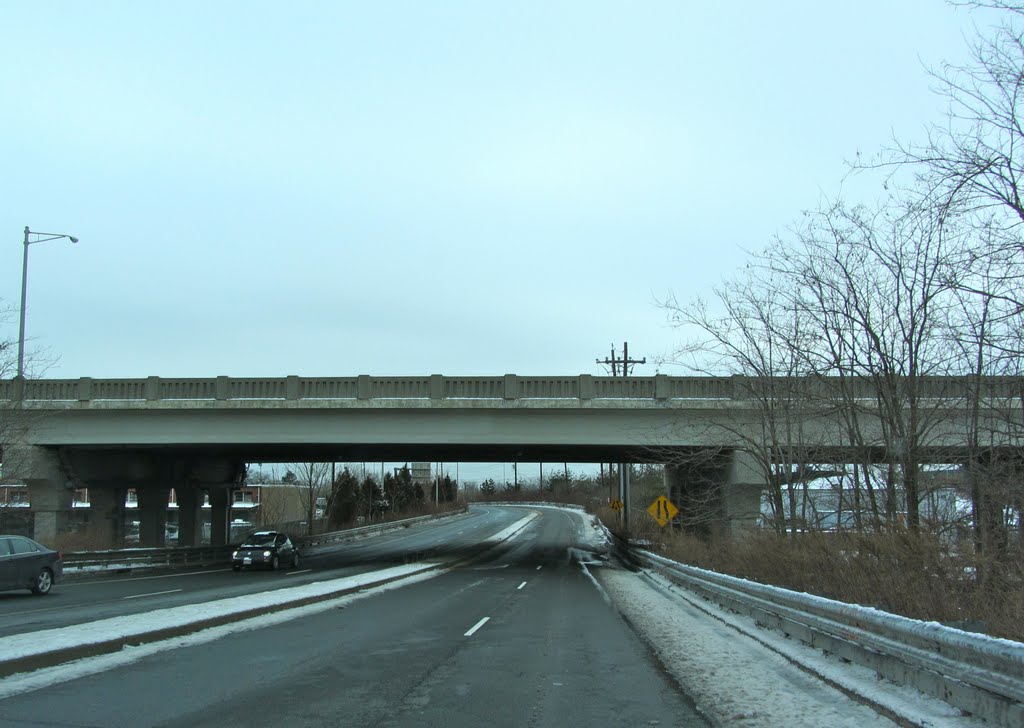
left=87, top=487, right=124, bottom=547
left=3, top=445, right=74, bottom=544
left=665, top=449, right=764, bottom=539
left=137, top=487, right=170, bottom=547
left=176, top=488, right=201, bottom=547
left=208, top=488, right=231, bottom=546
left=723, top=450, right=765, bottom=536
left=664, top=456, right=720, bottom=538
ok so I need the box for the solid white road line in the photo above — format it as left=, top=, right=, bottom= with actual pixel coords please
left=286, top=569, right=312, bottom=576
left=517, top=582, right=527, bottom=590
left=464, top=617, right=490, bottom=637
left=64, top=569, right=232, bottom=586
left=122, top=589, right=183, bottom=600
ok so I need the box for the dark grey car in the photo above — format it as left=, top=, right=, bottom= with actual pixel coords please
left=231, top=531, right=299, bottom=571
left=0, top=535, right=63, bottom=595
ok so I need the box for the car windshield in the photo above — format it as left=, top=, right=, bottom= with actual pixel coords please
left=240, top=533, right=276, bottom=547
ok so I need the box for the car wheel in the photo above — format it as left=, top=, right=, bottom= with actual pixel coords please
left=271, top=555, right=279, bottom=571
left=292, top=553, right=300, bottom=568
left=32, top=568, right=53, bottom=595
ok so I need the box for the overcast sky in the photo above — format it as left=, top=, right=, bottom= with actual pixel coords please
left=0, top=1, right=996, bottom=380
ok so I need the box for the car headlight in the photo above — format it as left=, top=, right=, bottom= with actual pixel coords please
left=232, top=550, right=238, bottom=558
left=263, top=550, right=272, bottom=558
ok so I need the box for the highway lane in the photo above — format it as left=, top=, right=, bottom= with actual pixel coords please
left=0, top=506, right=709, bottom=727
left=0, top=506, right=524, bottom=638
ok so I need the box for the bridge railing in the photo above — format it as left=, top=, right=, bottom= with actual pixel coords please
left=2, top=374, right=1022, bottom=404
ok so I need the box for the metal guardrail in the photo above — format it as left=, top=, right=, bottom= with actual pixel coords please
left=63, top=545, right=232, bottom=570
left=295, top=507, right=468, bottom=550
left=62, top=507, right=470, bottom=571
left=624, top=545, right=1024, bottom=727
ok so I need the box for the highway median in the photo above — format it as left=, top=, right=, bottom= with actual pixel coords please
left=0, top=561, right=447, bottom=680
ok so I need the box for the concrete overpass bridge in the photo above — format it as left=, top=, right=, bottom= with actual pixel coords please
left=1, top=374, right=1018, bottom=547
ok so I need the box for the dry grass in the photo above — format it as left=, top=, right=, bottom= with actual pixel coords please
left=605, top=515, right=1024, bottom=643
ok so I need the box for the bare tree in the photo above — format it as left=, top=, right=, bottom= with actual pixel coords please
left=867, top=2, right=1024, bottom=551
left=661, top=254, right=833, bottom=536
left=662, top=195, right=971, bottom=534
left=290, top=462, right=332, bottom=535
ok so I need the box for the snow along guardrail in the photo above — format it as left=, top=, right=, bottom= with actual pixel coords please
left=63, top=507, right=469, bottom=572
left=622, top=545, right=1024, bottom=727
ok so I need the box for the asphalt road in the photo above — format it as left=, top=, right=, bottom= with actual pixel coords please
left=0, top=506, right=521, bottom=638
left=0, top=506, right=708, bottom=727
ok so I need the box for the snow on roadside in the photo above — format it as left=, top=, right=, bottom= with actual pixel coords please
left=0, top=567, right=446, bottom=701
left=594, top=565, right=984, bottom=728
left=488, top=502, right=609, bottom=551
left=0, top=562, right=443, bottom=663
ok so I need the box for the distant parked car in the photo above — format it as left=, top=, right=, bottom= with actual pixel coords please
left=231, top=531, right=299, bottom=571
left=0, top=535, right=63, bottom=595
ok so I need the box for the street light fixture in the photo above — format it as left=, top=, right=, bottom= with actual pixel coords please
left=17, top=226, right=79, bottom=381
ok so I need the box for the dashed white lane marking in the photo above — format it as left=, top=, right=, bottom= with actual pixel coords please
left=517, top=581, right=527, bottom=590
left=464, top=617, right=490, bottom=637
left=286, top=569, right=312, bottom=576
left=536, top=565, right=542, bottom=570
left=122, top=589, right=182, bottom=600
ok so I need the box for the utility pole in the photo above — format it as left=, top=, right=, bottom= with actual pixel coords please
left=596, top=341, right=646, bottom=377
left=595, top=341, right=645, bottom=532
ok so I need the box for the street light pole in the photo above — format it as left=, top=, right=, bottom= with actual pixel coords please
left=16, top=226, right=79, bottom=381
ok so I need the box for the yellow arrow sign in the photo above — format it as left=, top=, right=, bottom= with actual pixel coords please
left=609, top=499, right=624, bottom=512
left=646, top=495, right=678, bottom=527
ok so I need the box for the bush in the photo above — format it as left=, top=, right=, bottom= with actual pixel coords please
left=604, top=515, right=1024, bottom=642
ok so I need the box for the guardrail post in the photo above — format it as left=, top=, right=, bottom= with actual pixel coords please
left=357, top=375, right=372, bottom=400
left=286, top=375, right=300, bottom=400
left=215, top=376, right=230, bottom=400
left=503, top=374, right=519, bottom=400
left=77, top=377, right=93, bottom=402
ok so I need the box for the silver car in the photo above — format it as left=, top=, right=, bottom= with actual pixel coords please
left=0, top=535, right=63, bottom=595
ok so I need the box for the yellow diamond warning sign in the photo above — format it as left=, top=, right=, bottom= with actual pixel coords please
left=646, top=495, right=678, bottom=527
left=609, top=499, right=624, bottom=512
